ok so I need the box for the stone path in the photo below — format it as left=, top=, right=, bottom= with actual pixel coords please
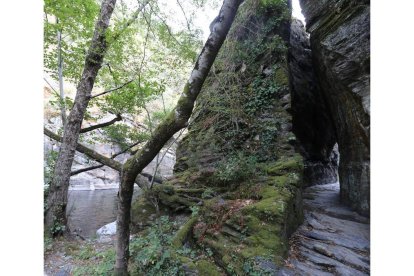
left=279, top=183, right=370, bottom=275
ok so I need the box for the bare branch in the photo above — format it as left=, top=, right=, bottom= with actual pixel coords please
left=90, top=79, right=135, bottom=98
left=70, top=140, right=143, bottom=176
left=111, top=0, right=151, bottom=41
left=80, top=114, right=123, bottom=133
left=112, top=140, right=143, bottom=157
left=149, top=128, right=186, bottom=190
left=147, top=2, right=183, bottom=46
left=44, top=127, right=158, bottom=182
left=176, top=0, right=191, bottom=32
left=71, top=164, right=104, bottom=176
left=43, top=77, right=60, bottom=97
left=137, top=15, right=152, bottom=87
left=44, top=127, right=122, bottom=171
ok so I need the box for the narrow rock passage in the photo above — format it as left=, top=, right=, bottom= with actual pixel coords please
left=280, top=183, right=370, bottom=275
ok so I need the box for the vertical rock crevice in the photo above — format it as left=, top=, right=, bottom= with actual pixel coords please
left=289, top=18, right=339, bottom=187
left=298, top=0, right=370, bottom=216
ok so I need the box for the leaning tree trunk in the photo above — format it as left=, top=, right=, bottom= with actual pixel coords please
left=45, top=0, right=117, bottom=235
left=114, top=0, right=244, bottom=273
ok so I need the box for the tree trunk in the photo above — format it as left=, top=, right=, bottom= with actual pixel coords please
left=57, top=24, right=67, bottom=127
left=114, top=0, right=244, bottom=273
left=45, top=0, right=117, bottom=235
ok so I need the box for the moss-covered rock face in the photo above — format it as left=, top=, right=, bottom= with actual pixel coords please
left=130, top=0, right=304, bottom=273
left=174, top=0, right=294, bottom=174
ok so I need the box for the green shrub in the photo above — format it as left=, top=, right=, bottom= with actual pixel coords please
left=130, top=216, right=184, bottom=276
left=215, top=152, right=257, bottom=184
left=44, top=150, right=58, bottom=185
left=72, top=248, right=115, bottom=276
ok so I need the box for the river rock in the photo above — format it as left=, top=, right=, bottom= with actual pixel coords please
left=96, top=221, right=116, bottom=236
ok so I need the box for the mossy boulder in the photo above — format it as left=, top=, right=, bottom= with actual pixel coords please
left=191, top=171, right=303, bottom=273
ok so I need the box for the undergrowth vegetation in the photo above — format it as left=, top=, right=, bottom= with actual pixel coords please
left=129, top=216, right=182, bottom=275
left=215, top=151, right=257, bottom=184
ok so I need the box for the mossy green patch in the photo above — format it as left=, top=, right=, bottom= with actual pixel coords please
left=274, top=67, right=289, bottom=86
left=172, top=215, right=199, bottom=249
left=195, top=260, right=221, bottom=276
left=242, top=188, right=292, bottom=224
left=130, top=196, right=158, bottom=231
left=265, top=154, right=303, bottom=176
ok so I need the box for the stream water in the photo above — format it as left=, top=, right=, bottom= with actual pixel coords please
left=64, top=147, right=176, bottom=238
left=66, top=188, right=141, bottom=238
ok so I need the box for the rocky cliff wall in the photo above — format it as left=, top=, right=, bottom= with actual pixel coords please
left=299, top=0, right=370, bottom=215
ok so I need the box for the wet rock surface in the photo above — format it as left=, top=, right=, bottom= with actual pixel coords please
left=280, top=183, right=370, bottom=275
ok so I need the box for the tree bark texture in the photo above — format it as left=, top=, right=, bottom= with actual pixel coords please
left=45, top=0, right=117, bottom=234
left=114, top=0, right=244, bottom=273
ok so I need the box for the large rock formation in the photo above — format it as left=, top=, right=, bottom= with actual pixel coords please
left=289, top=19, right=338, bottom=186
left=299, top=0, right=370, bottom=215
left=128, top=0, right=371, bottom=273
left=132, top=0, right=304, bottom=273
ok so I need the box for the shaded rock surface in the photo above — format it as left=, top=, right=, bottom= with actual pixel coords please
left=288, top=19, right=338, bottom=186
left=280, top=183, right=370, bottom=275
left=299, top=0, right=370, bottom=215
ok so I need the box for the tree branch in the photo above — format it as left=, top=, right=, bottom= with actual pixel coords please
left=111, top=0, right=150, bottom=42
left=44, top=127, right=122, bottom=171
left=176, top=0, right=191, bottom=32
left=90, top=79, right=135, bottom=98
left=71, top=164, right=104, bottom=176
left=45, top=127, right=159, bottom=183
left=43, top=77, right=60, bottom=98
left=80, top=114, right=122, bottom=133
left=70, top=139, right=143, bottom=176
left=147, top=2, right=182, bottom=46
